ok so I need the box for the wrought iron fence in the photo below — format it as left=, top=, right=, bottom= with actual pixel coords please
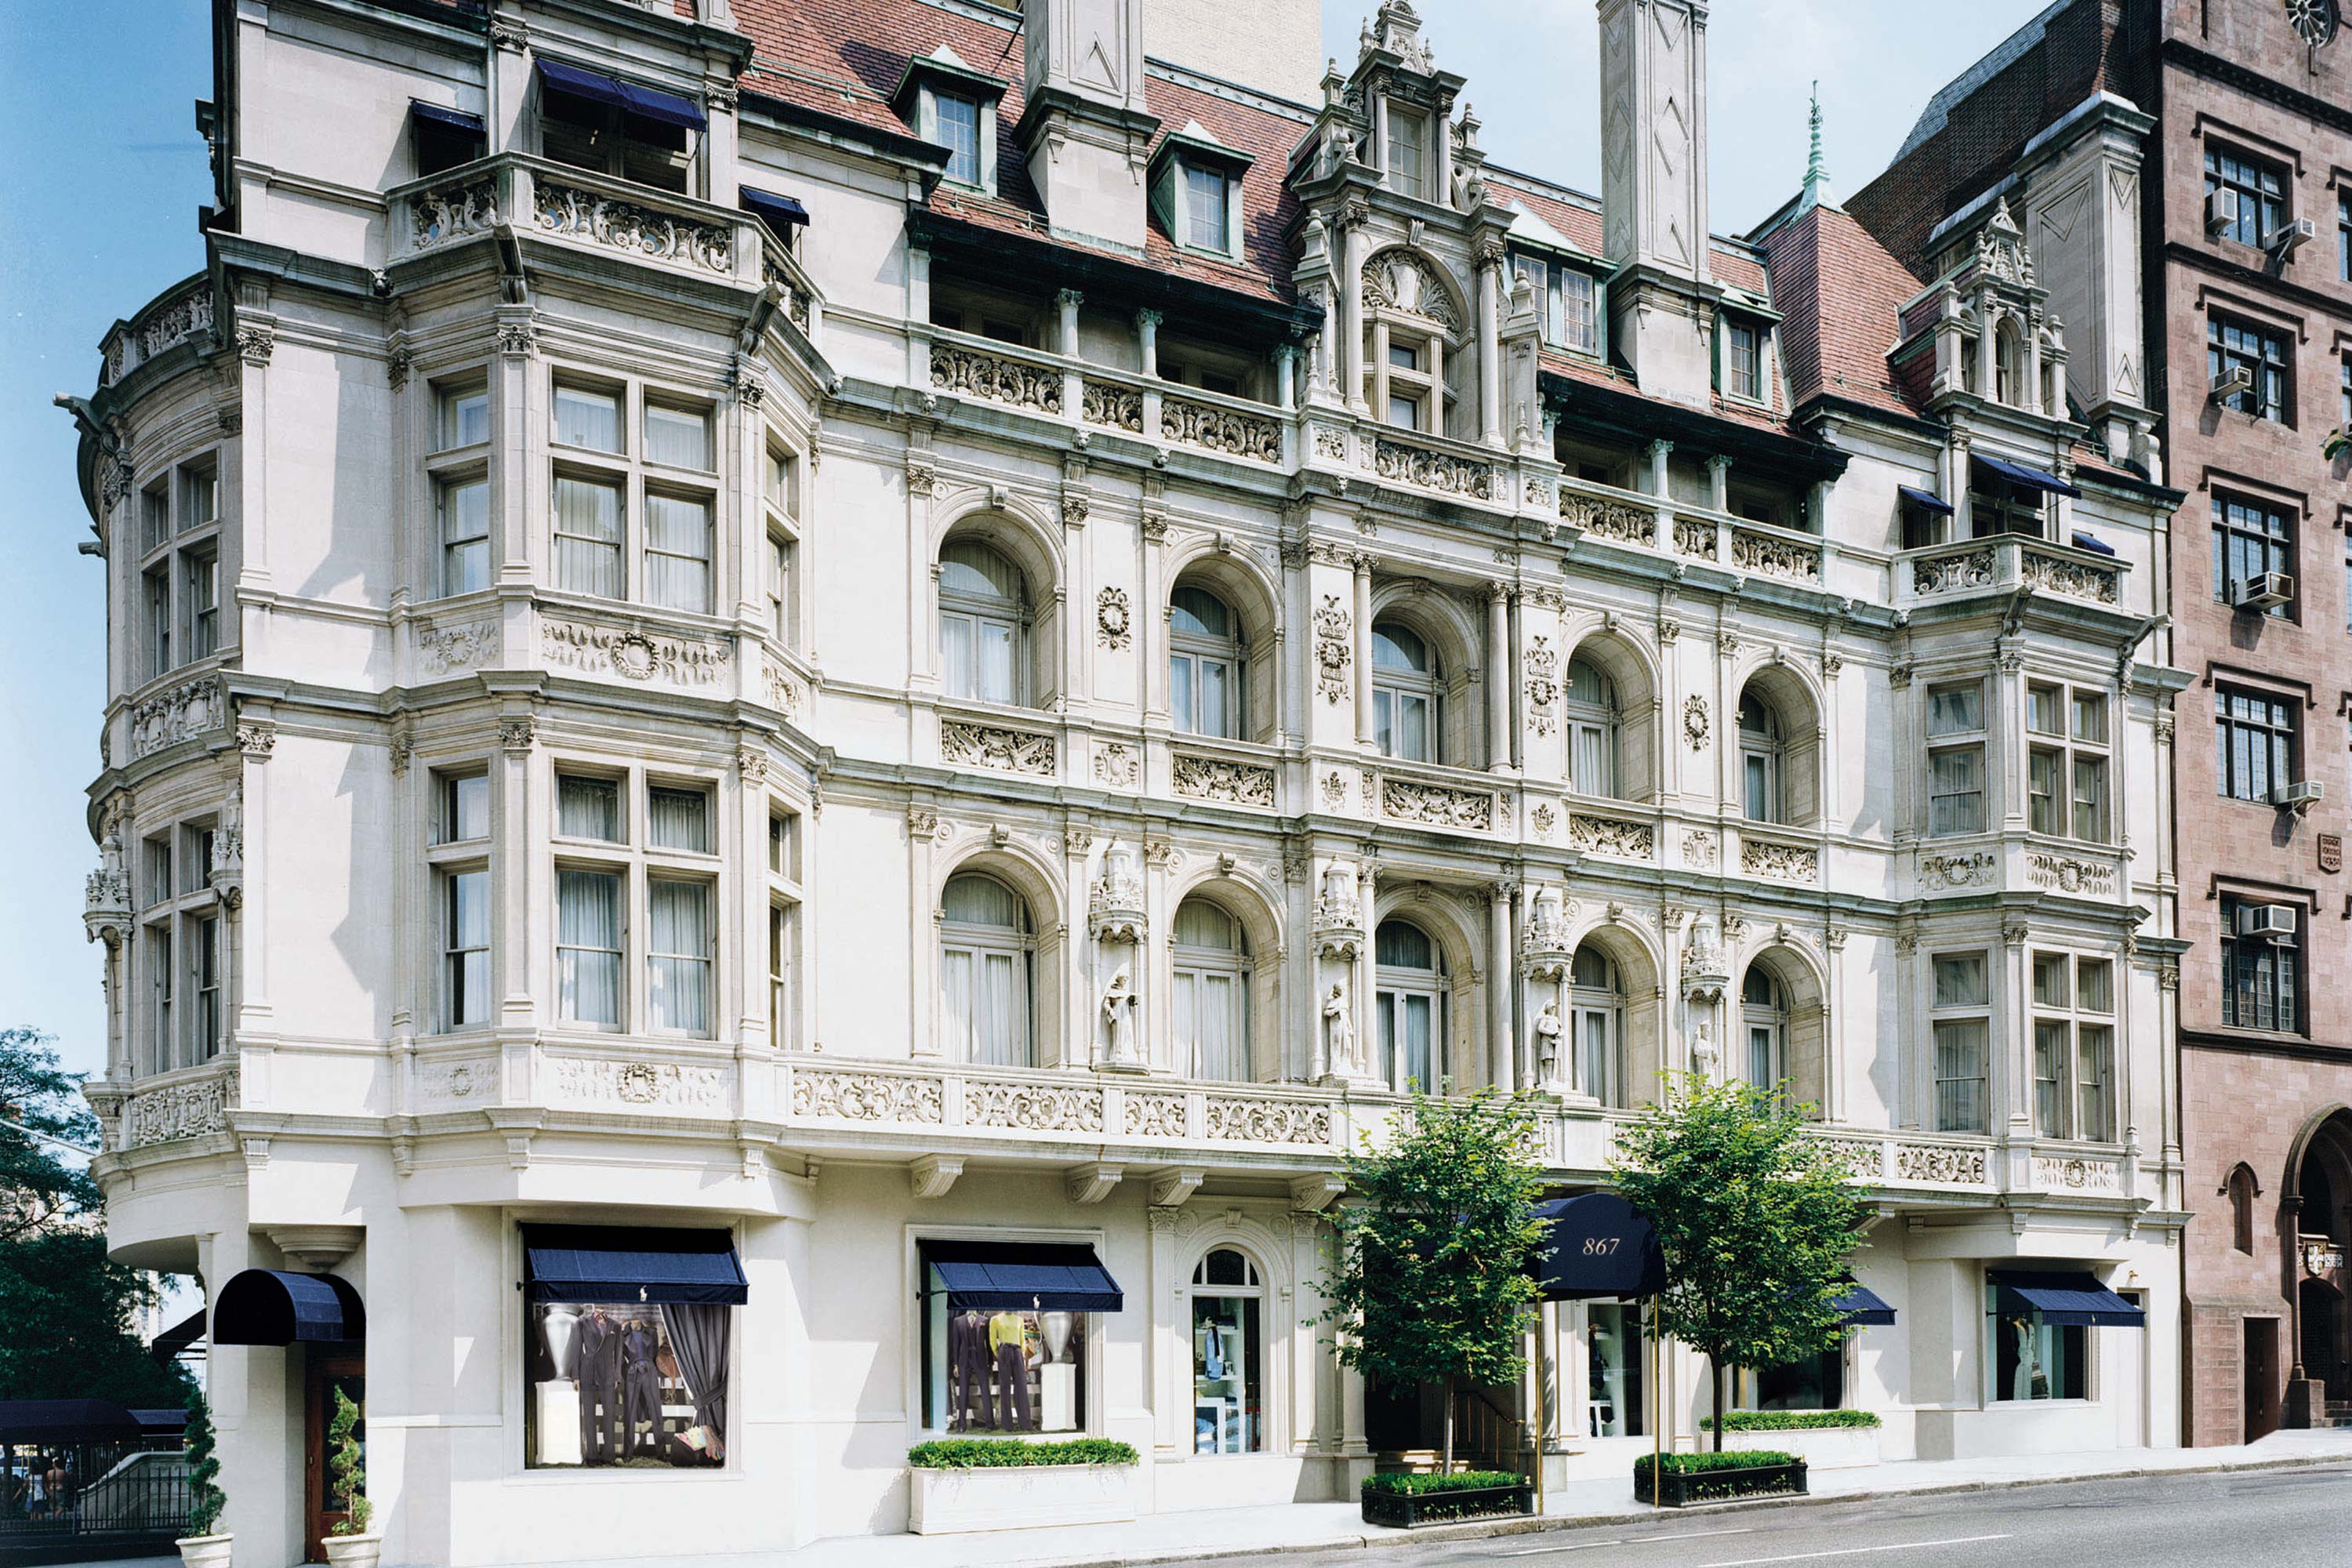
left=0, top=1443, right=191, bottom=1567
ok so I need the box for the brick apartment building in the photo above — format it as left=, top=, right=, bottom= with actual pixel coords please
left=1853, top=0, right=2352, bottom=1445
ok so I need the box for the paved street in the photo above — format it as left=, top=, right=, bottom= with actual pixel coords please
left=1150, top=1465, right=2352, bottom=1568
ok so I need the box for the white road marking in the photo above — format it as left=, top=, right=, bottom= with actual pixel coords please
left=1699, top=1534, right=2013, bottom=1567
left=1501, top=1528, right=1755, bottom=1555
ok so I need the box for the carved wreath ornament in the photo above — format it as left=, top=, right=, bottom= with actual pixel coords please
left=1683, top=694, right=1710, bottom=750
left=1097, top=586, right=1132, bottom=650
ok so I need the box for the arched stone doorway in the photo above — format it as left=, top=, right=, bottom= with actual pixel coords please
left=2285, top=1109, right=2352, bottom=1424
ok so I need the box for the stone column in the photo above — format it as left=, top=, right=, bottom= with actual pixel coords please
left=1490, top=883, right=1514, bottom=1090
left=1706, top=453, right=1731, bottom=514
left=1948, top=430, right=1973, bottom=540
left=1486, top=582, right=1512, bottom=772
left=1149, top=1206, right=1181, bottom=1456
left=1477, top=242, right=1504, bottom=448
left=1352, top=553, right=1375, bottom=746
left=1137, top=310, right=1163, bottom=448
left=1341, top=203, right=1370, bottom=415
left=1142, top=511, right=1171, bottom=724
left=496, top=714, right=536, bottom=1031
left=1057, top=289, right=1084, bottom=429
left=1646, top=438, right=1675, bottom=550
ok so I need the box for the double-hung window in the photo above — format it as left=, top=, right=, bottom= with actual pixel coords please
left=2220, top=894, right=2299, bottom=1033
left=935, top=92, right=982, bottom=186
left=937, top=539, right=1029, bottom=706
left=1568, top=944, right=1626, bottom=1107
left=2031, top=953, right=2114, bottom=1140
left=1370, top=622, right=1441, bottom=764
left=2209, top=315, right=2292, bottom=423
left=2025, top=683, right=2109, bottom=841
left=553, top=769, right=719, bottom=1036
left=2212, top=494, right=2293, bottom=615
left=767, top=808, right=800, bottom=1051
left=1511, top=254, right=1599, bottom=354
left=550, top=379, right=718, bottom=612
left=1169, top=585, right=1244, bottom=739
left=1182, top=164, right=1232, bottom=253
left=2340, top=193, right=2351, bottom=281
left=1723, top=320, right=1762, bottom=401
left=136, top=813, right=229, bottom=1075
left=428, top=769, right=493, bottom=1031
left=2214, top=687, right=2296, bottom=803
left=430, top=378, right=494, bottom=597
left=1929, top=952, right=1990, bottom=1133
left=2205, top=147, right=2287, bottom=249
left=135, top=456, right=223, bottom=681
left=1926, top=681, right=1987, bottom=836
left=1566, top=657, right=1621, bottom=799
left=764, top=444, right=800, bottom=648
left=1385, top=107, right=1426, bottom=200
left=1374, top=919, right=1444, bottom=1094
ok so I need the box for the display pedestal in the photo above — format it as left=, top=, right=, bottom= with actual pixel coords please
left=535, top=1381, right=583, bottom=1465
left=1037, top=1363, right=1077, bottom=1432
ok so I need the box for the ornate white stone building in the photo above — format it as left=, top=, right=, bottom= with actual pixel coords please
left=67, top=0, right=2193, bottom=1559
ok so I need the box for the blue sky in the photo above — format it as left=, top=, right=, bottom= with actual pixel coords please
left=0, top=1, right=2053, bottom=1081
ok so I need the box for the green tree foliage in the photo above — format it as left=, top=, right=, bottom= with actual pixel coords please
left=0, top=1027, right=193, bottom=1406
left=1319, top=1087, right=1546, bottom=1473
left=1611, top=1073, right=1870, bottom=1450
left=327, top=1387, right=371, bottom=1534
left=185, top=1386, right=226, bottom=1538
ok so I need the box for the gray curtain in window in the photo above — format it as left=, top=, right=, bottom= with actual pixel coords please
left=661, top=1302, right=730, bottom=1443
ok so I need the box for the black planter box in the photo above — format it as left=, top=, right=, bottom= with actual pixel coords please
left=1361, top=1482, right=1535, bottom=1528
left=1635, top=1458, right=1808, bottom=1508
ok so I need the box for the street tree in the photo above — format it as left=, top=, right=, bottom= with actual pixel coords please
left=1611, top=1073, right=1871, bottom=1450
left=1319, top=1086, right=1547, bottom=1474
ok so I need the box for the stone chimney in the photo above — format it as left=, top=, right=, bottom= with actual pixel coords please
left=1597, top=0, right=1718, bottom=405
left=1016, top=0, right=1161, bottom=253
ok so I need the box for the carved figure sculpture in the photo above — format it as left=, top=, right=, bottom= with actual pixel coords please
left=1102, top=970, right=1138, bottom=1063
left=1323, top=983, right=1358, bottom=1076
left=1534, top=1000, right=1563, bottom=1086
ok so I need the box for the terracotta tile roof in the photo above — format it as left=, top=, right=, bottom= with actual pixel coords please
left=1756, top=202, right=1923, bottom=420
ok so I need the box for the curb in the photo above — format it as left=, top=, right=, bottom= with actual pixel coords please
left=1000, top=1450, right=2352, bottom=1568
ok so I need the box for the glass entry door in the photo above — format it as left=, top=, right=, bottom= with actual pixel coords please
left=303, top=1354, right=365, bottom=1563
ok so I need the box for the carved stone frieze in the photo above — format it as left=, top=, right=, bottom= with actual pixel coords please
left=931, top=342, right=1062, bottom=412
left=1206, top=1097, right=1333, bottom=1146
left=1682, top=829, right=1718, bottom=869
left=1741, top=838, right=1820, bottom=882
left=543, top=619, right=732, bottom=686
left=1314, top=594, right=1352, bottom=704
left=2020, top=548, right=2119, bottom=604
left=416, top=1058, right=492, bottom=1105
left=533, top=180, right=734, bottom=272
left=1733, top=528, right=1821, bottom=582
left=1919, top=851, right=1995, bottom=891
left=1674, top=517, right=1719, bottom=559
left=1381, top=779, right=1496, bottom=832
left=2027, top=852, right=2115, bottom=895
left=1911, top=546, right=1995, bottom=596
left=1683, top=694, right=1710, bottom=751
left=1094, top=742, right=1138, bottom=789
left=1813, top=1137, right=1885, bottom=1180
left=126, top=1076, right=229, bottom=1147
left=967, top=1080, right=1104, bottom=1133
left=129, top=677, right=223, bottom=759
left=547, top=1057, right=729, bottom=1114
left=1124, top=1091, right=1189, bottom=1139
left=1372, top=437, right=1493, bottom=499
left=411, top=179, right=499, bottom=249
left=1570, top=812, right=1654, bottom=860
left=1096, top=586, right=1132, bottom=650
left=1172, top=753, right=1276, bottom=808
left=1523, top=634, right=1559, bottom=736
left=1162, top=394, right=1281, bottom=463
left=791, top=1069, right=945, bottom=1123
left=1560, top=492, right=1653, bottom=545
left=1894, top=1143, right=1989, bottom=1184
left=1360, top=249, right=1462, bottom=332
left=416, top=619, right=497, bottom=676
left=2033, top=1154, right=2122, bottom=1192
left=1080, top=379, right=1143, bottom=432
left=942, top=720, right=1056, bottom=776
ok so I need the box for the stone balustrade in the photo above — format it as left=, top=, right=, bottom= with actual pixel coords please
left=388, top=155, right=764, bottom=287
left=1903, top=534, right=2125, bottom=608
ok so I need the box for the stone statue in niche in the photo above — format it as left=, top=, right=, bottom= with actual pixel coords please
left=1534, top=1000, right=1564, bottom=1087
left=1316, top=860, right=1359, bottom=924
left=1691, top=1015, right=1720, bottom=1076
left=1323, top=983, right=1358, bottom=1076
left=1102, top=970, right=1138, bottom=1064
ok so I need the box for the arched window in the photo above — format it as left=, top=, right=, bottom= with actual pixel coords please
left=1742, top=966, right=1786, bottom=1094
left=1374, top=918, right=1445, bottom=1091
left=1372, top=622, right=1442, bottom=764
left=1190, top=1247, right=1265, bottom=1454
left=2227, top=1163, right=2259, bottom=1254
left=1170, top=585, right=1244, bottom=739
left=1565, top=658, right=1619, bottom=798
left=1570, top=942, right=1626, bottom=1107
left=1173, top=898, right=1250, bottom=1081
left=1738, top=691, right=1784, bottom=824
left=938, top=539, right=1029, bottom=706
left=1995, top=323, right=2022, bottom=408
left=939, top=873, right=1033, bottom=1066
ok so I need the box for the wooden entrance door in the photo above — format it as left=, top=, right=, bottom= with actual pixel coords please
left=2245, top=1317, right=2281, bottom=1442
left=303, top=1353, right=365, bottom=1563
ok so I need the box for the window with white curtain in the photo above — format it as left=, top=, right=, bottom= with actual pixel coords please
left=648, top=879, right=713, bottom=1035
left=557, top=775, right=621, bottom=841
left=1569, top=943, right=1626, bottom=1107
left=135, top=452, right=226, bottom=677
left=644, top=402, right=712, bottom=470
left=1375, top=919, right=1443, bottom=1093
left=444, top=869, right=491, bottom=1029
left=1171, top=585, right=1244, bottom=739
left=649, top=786, right=710, bottom=854
left=764, top=442, right=800, bottom=649
left=1740, top=966, right=1785, bottom=1096
left=938, top=540, right=1029, bottom=706
left=1926, top=681, right=1987, bottom=837
left=550, top=767, right=722, bottom=1036
left=557, top=869, right=622, bottom=1028
left=554, top=385, right=622, bottom=452
left=1564, top=657, right=1619, bottom=798
left=440, top=477, right=491, bottom=596
left=1930, top=951, right=1990, bottom=1133
left=548, top=378, right=720, bottom=610
left=1173, top=898, right=1249, bottom=1081
left=1738, top=691, right=1784, bottom=822
left=644, top=493, right=713, bottom=612
left=940, top=873, right=1034, bottom=1066
left=554, top=474, right=623, bottom=597
left=1372, top=622, right=1441, bottom=763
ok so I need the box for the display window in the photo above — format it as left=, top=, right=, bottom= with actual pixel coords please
left=1988, top=1305, right=2085, bottom=1402
left=1189, top=1248, right=1264, bottom=1454
left=1584, top=1302, right=1645, bottom=1437
left=916, top=1238, right=1123, bottom=1437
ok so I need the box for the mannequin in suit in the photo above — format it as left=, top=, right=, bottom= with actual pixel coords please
left=989, top=1310, right=1033, bottom=1431
left=575, top=1308, right=626, bottom=1465
left=949, top=1308, right=994, bottom=1431
left=621, top=1315, right=662, bottom=1457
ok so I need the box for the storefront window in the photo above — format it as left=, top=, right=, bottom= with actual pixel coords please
left=1190, top=1248, right=1263, bottom=1454
left=1987, top=1297, right=2086, bottom=1402
left=524, top=1302, right=732, bottom=1468
left=925, top=1285, right=1088, bottom=1434
left=1741, top=1348, right=1843, bottom=1410
left=1585, top=1303, right=1644, bottom=1437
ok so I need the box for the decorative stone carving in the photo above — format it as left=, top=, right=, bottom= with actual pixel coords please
left=1080, top=380, right=1143, bottom=431
left=1894, top=1143, right=1989, bottom=1185
left=84, top=816, right=130, bottom=946
left=906, top=456, right=937, bottom=496
left=1372, top=437, right=1494, bottom=499
left=1096, top=586, right=1132, bottom=650
left=1314, top=594, right=1352, bottom=704
left=1172, top=753, right=1276, bottom=808
left=542, top=619, right=732, bottom=686
left=1560, top=492, right=1653, bottom=544
left=236, top=720, right=277, bottom=759
left=1124, top=1091, right=1188, bottom=1138
left=417, top=619, right=496, bottom=676
left=1733, top=528, right=1821, bottom=582
left=533, top=180, right=733, bottom=272
left=1569, top=812, right=1653, bottom=860
left=1100, top=971, right=1140, bottom=1065
left=1682, top=829, right=1718, bottom=869
left=967, top=1080, right=1104, bottom=1133
left=1741, top=838, right=1820, bottom=882
left=1093, top=742, right=1138, bottom=789
left=1161, top=394, right=1281, bottom=463
left=1360, top=248, right=1462, bottom=332
left=417, top=1058, right=491, bottom=1105
left=129, top=677, right=223, bottom=759
left=2027, top=852, right=2115, bottom=895
left=942, top=720, right=1055, bottom=776
left=104, top=284, right=215, bottom=385
left=1532, top=803, right=1556, bottom=837
left=1814, top=1137, right=1884, bottom=1180
left=1090, top=840, right=1146, bottom=942
left=411, top=178, right=499, bottom=249
left=1323, top=983, right=1363, bottom=1077
left=1523, top=635, right=1559, bottom=735
left=548, top=1057, right=729, bottom=1113
left=498, top=716, right=535, bottom=753
left=2033, top=1155, right=2122, bottom=1192
left=1973, top=198, right=2034, bottom=287
left=1911, top=546, right=1995, bottom=596
left=791, top=1069, right=945, bottom=1123
left=1919, top=852, right=1994, bottom=891
left=2020, top=547, right=2119, bottom=604
left=234, top=324, right=275, bottom=366
left=1683, top=694, right=1710, bottom=750
left=1381, top=779, right=1495, bottom=832
left=1674, top=517, right=1719, bottom=559
left=1206, top=1098, right=1333, bottom=1145
left=1312, top=425, right=1348, bottom=461
left=1522, top=884, right=1571, bottom=963
left=127, top=1076, right=229, bottom=1146
left=906, top=806, right=942, bottom=840
left=931, top=341, right=1062, bottom=412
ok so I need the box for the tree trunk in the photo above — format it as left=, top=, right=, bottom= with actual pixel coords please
left=1708, top=1358, right=1726, bottom=1452
left=1442, top=1375, right=1457, bottom=1474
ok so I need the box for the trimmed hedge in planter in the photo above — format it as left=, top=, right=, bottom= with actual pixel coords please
left=1634, top=1452, right=1807, bottom=1507
left=1700, top=1410, right=1881, bottom=1432
left=1361, top=1471, right=1534, bottom=1528
left=907, top=1438, right=1140, bottom=1469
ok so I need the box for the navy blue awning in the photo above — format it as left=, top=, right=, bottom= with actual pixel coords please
left=212, top=1269, right=366, bottom=1345
left=1832, top=1282, right=1897, bottom=1326
left=1530, top=1193, right=1666, bottom=1301
left=523, top=1225, right=748, bottom=1305
left=920, top=1240, right=1124, bottom=1312
left=742, top=187, right=809, bottom=230
left=1989, top=1270, right=2143, bottom=1328
left=1898, top=485, right=1954, bottom=515
left=1974, top=454, right=2083, bottom=499
left=538, top=60, right=706, bottom=131
left=409, top=101, right=485, bottom=136
left=2071, top=530, right=2116, bottom=557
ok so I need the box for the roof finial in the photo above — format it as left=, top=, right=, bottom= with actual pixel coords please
left=1799, top=80, right=1838, bottom=215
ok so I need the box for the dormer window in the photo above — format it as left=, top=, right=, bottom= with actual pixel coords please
left=1512, top=252, right=1600, bottom=354
left=893, top=46, right=1008, bottom=194
left=1385, top=107, right=1428, bottom=200
left=1149, top=122, right=1252, bottom=260
left=1185, top=166, right=1231, bottom=252
left=1725, top=321, right=1762, bottom=401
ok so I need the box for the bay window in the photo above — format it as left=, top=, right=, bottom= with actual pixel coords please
left=1926, top=681, right=1986, bottom=836
left=550, top=378, right=718, bottom=611
left=1929, top=951, right=1989, bottom=1134
left=552, top=768, right=720, bottom=1037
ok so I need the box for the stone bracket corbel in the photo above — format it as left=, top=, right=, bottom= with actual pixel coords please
left=1149, top=1166, right=1206, bottom=1207
left=1290, top=1173, right=1346, bottom=1212
left=1065, top=1162, right=1124, bottom=1206
left=912, top=1152, right=966, bottom=1200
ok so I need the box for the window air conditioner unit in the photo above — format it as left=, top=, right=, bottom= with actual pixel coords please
left=2267, top=217, right=2317, bottom=259
left=2274, top=779, right=2325, bottom=814
left=2210, top=364, right=2255, bottom=404
left=2205, top=189, right=2238, bottom=236
left=2236, top=903, right=2299, bottom=940
left=2232, top=571, right=2294, bottom=610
